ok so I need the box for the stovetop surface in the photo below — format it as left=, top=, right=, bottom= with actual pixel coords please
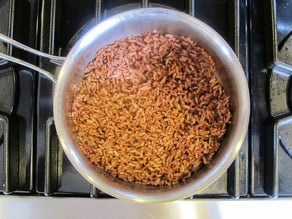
left=0, top=0, right=291, bottom=199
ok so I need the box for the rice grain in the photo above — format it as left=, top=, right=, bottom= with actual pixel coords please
left=71, top=32, right=231, bottom=186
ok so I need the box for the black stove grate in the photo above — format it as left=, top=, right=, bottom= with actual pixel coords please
left=37, top=0, right=249, bottom=198
left=249, top=0, right=292, bottom=197
left=0, top=0, right=38, bottom=194
left=0, top=0, right=291, bottom=199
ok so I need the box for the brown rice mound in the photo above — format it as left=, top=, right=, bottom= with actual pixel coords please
left=70, top=31, right=231, bottom=186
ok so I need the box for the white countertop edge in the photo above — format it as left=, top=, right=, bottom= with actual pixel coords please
left=0, top=196, right=291, bottom=219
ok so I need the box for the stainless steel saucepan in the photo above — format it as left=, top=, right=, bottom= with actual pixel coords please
left=0, top=8, right=250, bottom=202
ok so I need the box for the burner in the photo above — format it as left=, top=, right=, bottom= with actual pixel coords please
left=279, top=116, right=292, bottom=158
left=0, top=41, right=5, bottom=52
left=0, top=41, right=7, bottom=65
left=0, top=0, right=8, bottom=65
left=0, top=115, right=6, bottom=145
left=0, top=0, right=7, bottom=7
left=279, top=32, right=292, bottom=65
left=268, top=4, right=292, bottom=117
left=0, top=113, right=9, bottom=193
left=0, top=0, right=8, bottom=34
left=0, top=115, right=7, bottom=191
left=0, top=68, right=15, bottom=114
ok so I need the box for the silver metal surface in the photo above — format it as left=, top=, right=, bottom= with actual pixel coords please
left=0, top=32, right=66, bottom=82
left=54, top=8, right=250, bottom=202
left=0, top=52, right=56, bottom=82
left=0, top=197, right=291, bottom=219
left=0, top=33, right=65, bottom=63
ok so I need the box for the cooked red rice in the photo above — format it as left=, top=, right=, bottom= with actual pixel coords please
left=70, top=32, right=231, bottom=186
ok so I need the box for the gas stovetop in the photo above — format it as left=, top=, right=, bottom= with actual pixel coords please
left=0, top=0, right=291, bottom=200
